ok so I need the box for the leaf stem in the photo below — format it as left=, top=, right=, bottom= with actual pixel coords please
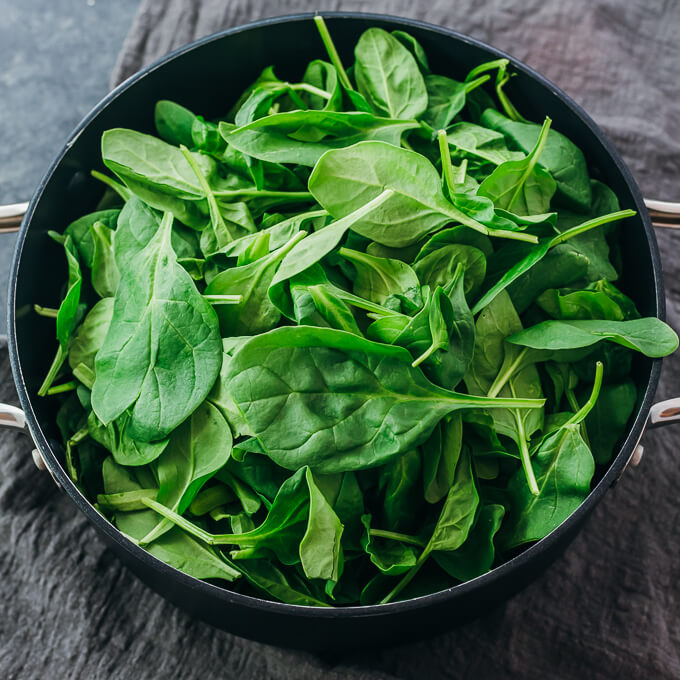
left=289, top=82, right=333, bottom=100
left=203, top=294, right=243, bottom=305
left=550, top=209, right=636, bottom=246
left=46, top=381, right=77, bottom=395
left=369, top=528, right=427, bottom=548
left=380, top=546, right=432, bottom=604
left=465, top=58, right=509, bottom=83
left=507, top=117, right=551, bottom=211
left=487, top=348, right=528, bottom=398
left=212, top=188, right=314, bottom=200
left=438, top=129, right=457, bottom=197
left=90, top=170, right=131, bottom=201
left=489, top=229, right=538, bottom=244
left=412, top=342, right=438, bottom=368
left=34, top=305, right=59, bottom=318
left=284, top=87, right=307, bottom=110
left=564, top=361, right=603, bottom=427
left=38, top=344, right=67, bottom=397
left=510, top=380, right=540, bottom=496
left=496, top=70, right=527, bottom=123
left=180, top=145, right=239, bottom=242
left=313, top=15, right=352, bottom=90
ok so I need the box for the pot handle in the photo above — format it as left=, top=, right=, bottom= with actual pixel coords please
left=0, top=403, right=54, bottom=476
left=0, top=202, right=29, bottom=233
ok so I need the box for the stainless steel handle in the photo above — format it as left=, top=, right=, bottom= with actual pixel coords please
left=644, top=198, right=680, bottom=229
left=0, top=202, right=29, bottom=233
left=0, top=403, right=52, bottom=475
left=0, top=403, right=26, bottom=431
left=620, top=397, right=680, bottom=479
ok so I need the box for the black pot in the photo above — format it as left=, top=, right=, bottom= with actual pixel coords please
left=1, top=12, right=677, bottom=651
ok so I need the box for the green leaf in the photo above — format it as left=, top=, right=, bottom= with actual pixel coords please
left=507, top=318, right=679, bottom=357
left=309, top=141, right=521, bottom=248
left=502, top=424, right=595, bottom=549
left=477, top=117, right=556, bottom=216
left=300, top=468, right=344, bottom=582
left=226, top=326, right=544, bottom=474
left=354, top=28, right=428, bottom=120
left=68, top=297, right=113, bottom=387
left=413, top=243, right=486, bottom=300
left=422, top=414, right=463, bottom=504
left=339, top=247, right=421, bottom=306
left=360, top=515, right=418, bottom=575
left=38, top=233, right=84, bottom=396
left=204, top=230, right=307, bottom=335
left=433, top=503, right=505, bottom=581
left=91, top=212, right=223, bottom=440
left=583, top=379, right=636, bottom=464
left=90, top=221, right=120, bottom=297
left=138, top=401, right=233, bottom=545
left=446, top=122, right=524, bottom=166
left=223, top=111, right=419, bottom=166
left=65, top=209, right=120, bottom=268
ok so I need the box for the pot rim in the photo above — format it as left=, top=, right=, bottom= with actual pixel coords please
left=7, top=10, right=664, bottom=619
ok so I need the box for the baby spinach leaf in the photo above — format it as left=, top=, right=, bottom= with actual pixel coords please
left=507, top=318, right=678, bottom=357
left=433, top=503, right=505, bottom=581
left=88, top=411, right=169, bottom=467
left=91, top=212, right=223, bottom=440
left=391, top=30, right=430, bottom=74
left=309, top=141, right=531, bottom=248
left=38, top=233, right=84, bottom=396
left=477, top=117, right=556, bottom=216
left=302, top=59, right=342, bottom=111
left=68, top=297, right=114, bottom=387
left=204, top=230, right=306, bottom=335
left=446, top=122, right=524, bottom=166
left=300, top=468, right=344, bottom=583
left=223, top=111, right=419, bottom=167
left=472, top=209, right=636, bottom=314
left=354, top=27, right=428, bottom=120
left=583, top=379, right=636, bottom=464
left=360, top=515, right=418, bottom=575
left=154, top=99, right=197, bottom=148
left=502, top=423, right=594, bottom=549
left=413, top=243, right=486, bottom=300
left=299, top=284, right=361, bottom=335
left=380, top=448, right=478, bottom=603
left=481, top=109, right=592, bottom=212
left=379, top=448, right=421, bottom=532
left=422, top=75, right=488, bottom=130
left=90, top=221, right=119, bottom=298
left=556, top=180, right=621, bottom=282
left=269, top=189, right=395, bottom=309
left=339, top=247, right=421, bottom=306
left=234, top=559, right=329, bottom=606
left=138, top=401, right=233, bottom=545
left=422, top=414, right=463, bottom=504
left=536, top=286, right=626, bottom=321
left=226, top=326, right=543, bottom=474
left=65, top=209, right=120, bottom=268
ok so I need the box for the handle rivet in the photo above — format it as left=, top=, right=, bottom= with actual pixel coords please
left=31, top=448, right=46, bottom=471
left=631, top=445, right=644, bottom=467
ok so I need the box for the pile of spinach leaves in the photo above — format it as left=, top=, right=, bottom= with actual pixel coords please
left=38, top=18, right=678, bottom=607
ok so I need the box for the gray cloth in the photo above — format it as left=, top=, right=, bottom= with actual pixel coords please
left=3, top=1, right=680, bottom=678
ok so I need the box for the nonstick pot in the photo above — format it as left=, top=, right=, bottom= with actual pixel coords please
left=2, top=12, right=680, bottom=651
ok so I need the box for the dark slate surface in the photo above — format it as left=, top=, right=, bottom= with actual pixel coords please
left=2, top=1, right=680, bottom=678
left=0, top=0, right=140, bottom=339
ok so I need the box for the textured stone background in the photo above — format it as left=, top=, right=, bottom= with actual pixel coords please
left=1, top=1, right=680, bottom=678
left=0, top=0, right=140, bottom=339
